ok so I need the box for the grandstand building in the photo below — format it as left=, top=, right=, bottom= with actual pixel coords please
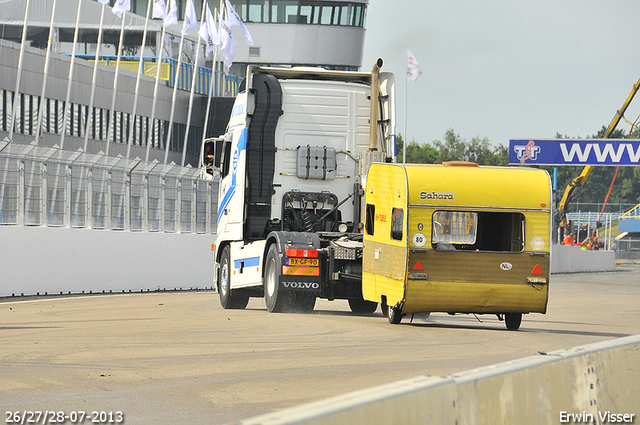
left=0, top=0, right=370, bottom=295
left=0, top=0, right=369, bottom=166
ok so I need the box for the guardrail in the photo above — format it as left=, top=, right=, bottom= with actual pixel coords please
left=0, top=138, right=218, bottom=234
left=71, top=54, right=241, bottom=97
left=620, top=203, right=640, bottom=220
left=234, top=334, right=640, bottom=425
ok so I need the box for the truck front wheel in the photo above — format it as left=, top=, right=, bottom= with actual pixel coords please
left=219, top=246, right=249, bottom=309
left=264, top=244, right=291, bottom=313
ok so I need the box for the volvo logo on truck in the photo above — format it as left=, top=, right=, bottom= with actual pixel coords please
left=282, top=282, right=320, bottom=290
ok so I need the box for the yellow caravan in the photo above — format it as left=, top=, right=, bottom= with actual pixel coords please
left=362, top=162, right=552, bottom=330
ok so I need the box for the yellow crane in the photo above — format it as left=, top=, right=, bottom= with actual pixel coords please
left=557, top=77, right=640, bottom=229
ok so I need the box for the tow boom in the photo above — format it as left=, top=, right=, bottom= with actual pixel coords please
left=557, top=77, right=640, bottom=228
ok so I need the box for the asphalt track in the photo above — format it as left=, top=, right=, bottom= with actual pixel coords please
left=2, top=266, right=640, bottom=425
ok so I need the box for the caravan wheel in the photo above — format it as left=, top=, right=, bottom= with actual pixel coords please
left=505, top=313, right=522, bottom=331
left=387, top=305, right=403, bottom=324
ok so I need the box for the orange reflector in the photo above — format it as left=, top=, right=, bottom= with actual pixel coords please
left=412, top=260, right=424, bottom=271
left=531, top=264, right=543, bottom=275
left=211, top=243, right=216, bottom=252
left=286, top=248, right=318, bottom=258
left=282, top=266, right=320, bottom=276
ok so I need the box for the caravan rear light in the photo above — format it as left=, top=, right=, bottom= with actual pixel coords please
left=286, top=248, right=318, bottom=258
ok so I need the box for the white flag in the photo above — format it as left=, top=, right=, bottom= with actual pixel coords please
left=153, top=0, right=167, bottom=20
left=163, top=33, right=174, bottom=57
left=219, top=11, right=237, bottom=75
left=112, top=0, right=131, bottom=18
left=182, top=0, right=197, bottom=35
left=98, top=0, right=109, bottom=5
left=225, top=1, right=254, bottom=45
left=198, top=4, right=220, bottom=56
left=406, top=50, right=422, bottom=82
left=164, top=0, right=178, bottom=27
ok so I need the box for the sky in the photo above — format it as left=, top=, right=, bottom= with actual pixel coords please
left=362, top=0, right=640, bottom=148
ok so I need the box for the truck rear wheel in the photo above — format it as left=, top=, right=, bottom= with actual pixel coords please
left=219, top=246, right=249, bottom=309
left=348, top=298, right=378, bottom=314
left=505, top=313, right=522, bottom=331
left=264, top=244, right=291, bottom=313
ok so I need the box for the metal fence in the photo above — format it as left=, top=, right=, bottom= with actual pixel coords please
left=566, top=211, right=622, bottom=227
left=0, top=138, right=218, bottom=233
left=74, top=55, right=242, bottom=97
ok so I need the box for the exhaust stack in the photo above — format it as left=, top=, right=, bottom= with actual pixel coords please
left=369, top=58, right=383, bottom=152
left=360, top=58, right=386, bottom=226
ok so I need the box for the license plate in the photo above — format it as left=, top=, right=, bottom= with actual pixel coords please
left=287, top=258, right=319, bottom=266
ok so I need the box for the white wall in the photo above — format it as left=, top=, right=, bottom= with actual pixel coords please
left=550, top=244, right=616, bottom=274
left=0, top=226, right=215, bottom=297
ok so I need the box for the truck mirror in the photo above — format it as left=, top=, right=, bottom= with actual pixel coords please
left=203, top=140, right=215, bottom=167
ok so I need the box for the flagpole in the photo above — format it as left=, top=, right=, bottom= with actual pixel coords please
left=105, top=10, right=129, bottom=156
left=403, top=50, right=422, bottom=164
left=403, top=73, right=407, bottom=164
left=145, top=0, right=175, bottom=162
left=52, top=0, right=82, bottom=226
left=145, top=24, right=167, bottom=162
left=60, top=0, right=83, bottom=150
left=8, top=0, right=31, bottom=140
left=199, top=5, right=223, bottom=166
left=201, top=47, right=220, bottom=133
left=201, top=23, right=220, bottom=166
left=164, top=35, right=185, bottom=164
left=218, top=0, right=224, bottom=96
left=34, top=0, right=59, bottom=145
left=84, top=1, right=108, bottom=152
left=181, top=0, right=208, bottom=167
left=126, top=0, right=154, bottom=159
left=199, top=54, right=215, bottom=167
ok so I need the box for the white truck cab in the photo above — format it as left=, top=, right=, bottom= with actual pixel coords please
left=203, top=61, right=395, bottom=313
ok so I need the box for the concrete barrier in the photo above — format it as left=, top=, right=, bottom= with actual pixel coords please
left=235, top=334, right=640, bottom=425
left=0, top=226, right=215, bottom=296
left=0, top=230, right=615, bottom=296
left=551, top=244, right=616, bottom=273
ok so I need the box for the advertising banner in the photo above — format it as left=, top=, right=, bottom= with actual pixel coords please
left=509, top=139, right=640, bottom=166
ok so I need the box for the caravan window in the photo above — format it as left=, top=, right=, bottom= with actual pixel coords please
left=391, top=208, right=403, bottom=241
left=365, top=204, right=375, bottom=235
left=432, top=211, right=525, bottom=252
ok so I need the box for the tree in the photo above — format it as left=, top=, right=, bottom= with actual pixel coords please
left=396, top=134, right=438, bottom=164
left=433, top=129, right=467, bottom=162
left=432, top=129, right=508, bottom=165
left=397, top=129, right=508, bottom=166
